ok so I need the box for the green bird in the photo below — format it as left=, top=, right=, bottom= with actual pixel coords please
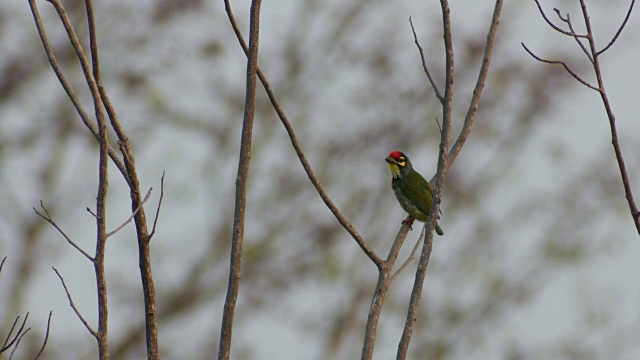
left=385, top=151, right=444, bottom=235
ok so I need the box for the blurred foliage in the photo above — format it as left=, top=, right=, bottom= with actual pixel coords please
left=0, top=0, right=638, bottom=359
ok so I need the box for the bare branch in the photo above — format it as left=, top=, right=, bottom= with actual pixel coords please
left=86, top=207, right=98, bottom=219
left=447, top=0, right=503, bottom=169
left=532, top=0, right=588, bottom=38
left=223, top=0, right=383, bottom=268
left=390, top=225, right=426, bottom=283
left=361, top=221, right=412, bottom=359
left=34, top=202, right=94, bottom=262
left=0, top=256, right=6, bottom=274
left=0, top=314, right=28, bottom=354
left=218, top=1, right=263, bottom=358
left=53, top=267, right=97, bottom=338
left=398, top=0, right=457, bottom=355
left=8, top=327, right=30, bottom=360
left=409, top=17, right=443, bottom=104
left=576, top=0, right=640, bottom=233
left=34, top=311, right=53, bottom=360
left=597, top=0, right=636, bottom=55
left=107, top=187, right=153, bottom=237
left=521, top=43, right=599, bottom=90
left=149, top=172, right=166, bottom=240
left=27, top=0, right=129, bottom=182
left=554, top=9, right=593, bottom=63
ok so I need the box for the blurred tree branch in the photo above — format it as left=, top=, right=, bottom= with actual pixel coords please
left=0, top=259, right=52, bottom=359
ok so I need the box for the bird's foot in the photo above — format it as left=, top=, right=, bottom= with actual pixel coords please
left=402, top=217, right=416, bottom=231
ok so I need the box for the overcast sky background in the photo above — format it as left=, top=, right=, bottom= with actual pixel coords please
left=1, top=0, right=640, bottom=359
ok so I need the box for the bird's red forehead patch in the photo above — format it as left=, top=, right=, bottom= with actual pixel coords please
left=388, top=151, right=404, bottom=159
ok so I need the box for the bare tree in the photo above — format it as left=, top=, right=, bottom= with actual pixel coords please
left=1, top=0, right=637, bottom=358
left=523, top=0, right=638, bottom=234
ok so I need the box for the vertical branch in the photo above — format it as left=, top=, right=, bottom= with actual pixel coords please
left=578, top=0, right=640, bottom=234
left=397, top=0, right=455, bottom=357
left=218, top=0, right=263, bottom=359
left=84, top=0, right=160, bottom=355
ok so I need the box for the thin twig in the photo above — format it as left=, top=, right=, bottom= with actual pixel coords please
left=0, top=315, right=28, bottom=353
left=390, top=225, right=426, bottom=283
left=34, top=202, right=94, bottom=262
left=8, top=327, right=30, bottom=360
left=554, top=9, right=593, bottom=63
left=532, top=0, right=588, bottom=38
left=86, top=207, right=99, bottom=219
left=0, top=256, right=6, bottom=274
left=53, top=267, right=97, bottom=338
left=149, top=172, right=166, bottom=240
left=597, top=0, right=636, bottom=55
left=1, top=317, right=18, bottom=350
left=409, top=17, right=443, bottom=104
left=34, top=311, right=53, bottom=360
left=218, top=1, right=263, bottom=359
left=107, top=187, right=153, bottom=237
left=223, top=0, right=383, bottom=268
left=521, top=43, right=599, bottom=90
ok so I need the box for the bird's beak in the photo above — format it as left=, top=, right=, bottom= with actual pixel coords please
left=385, top=157, right=397, bottom=164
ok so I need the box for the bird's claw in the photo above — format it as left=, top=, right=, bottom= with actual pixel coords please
left=402, top=218, right=415, bottom=231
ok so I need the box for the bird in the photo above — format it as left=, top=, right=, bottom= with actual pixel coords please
left=385, top=150, right=444, bottom=235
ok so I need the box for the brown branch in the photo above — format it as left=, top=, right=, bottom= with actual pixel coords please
left=8, top=327, right=30, bottom=359
left=361, top=221, right=412, bottom=359
left=0, top=314, right=28, bottom=354
left=86, top=207, right=99, bottom=219
left=106, top=107, right=161, bottom=354
left=577, top=0, right=640, bottom=234
left=38, top=6, right=111, bottom=350
left=27, top=0, right=129, bottom=182
left=409, top=17, right=443, bottom=104
left=34, top=311, right=53, bottom=360
left=148, top=172, right=166, bottom=240
left=597, top=0, right=635, bottom=55
left=30, top=2, right=112, bottom=353
left=223, top=0, right=383, bottom=268
left=521, top=43, right=599, bottom=90
left=390, top=225, right=426, bottom=283
left=447, top=0, right=503, bottom=170
left=218, top=1, right=263, bottom=359
left=554, top=9, right=593, bottom=63
left=398, top=0, right=456, bottom=356
left=32, top=0, right=160, bottom=356
left=34, top=202, right=94, bottom=262
left=53, top=267, right=97, bottom=338
left=532, top=0, right=588, bottom=38
left=107, top=187, right=153, bottom=237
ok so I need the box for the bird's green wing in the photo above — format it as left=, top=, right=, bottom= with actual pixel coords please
left=399, top=170, right=434, bottom=215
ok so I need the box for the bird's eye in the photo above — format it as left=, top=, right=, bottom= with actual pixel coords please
left=399, top=157, right=405, bottom=161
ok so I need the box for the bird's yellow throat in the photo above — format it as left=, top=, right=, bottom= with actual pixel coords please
left=388, top=163, right=402, bottom=179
